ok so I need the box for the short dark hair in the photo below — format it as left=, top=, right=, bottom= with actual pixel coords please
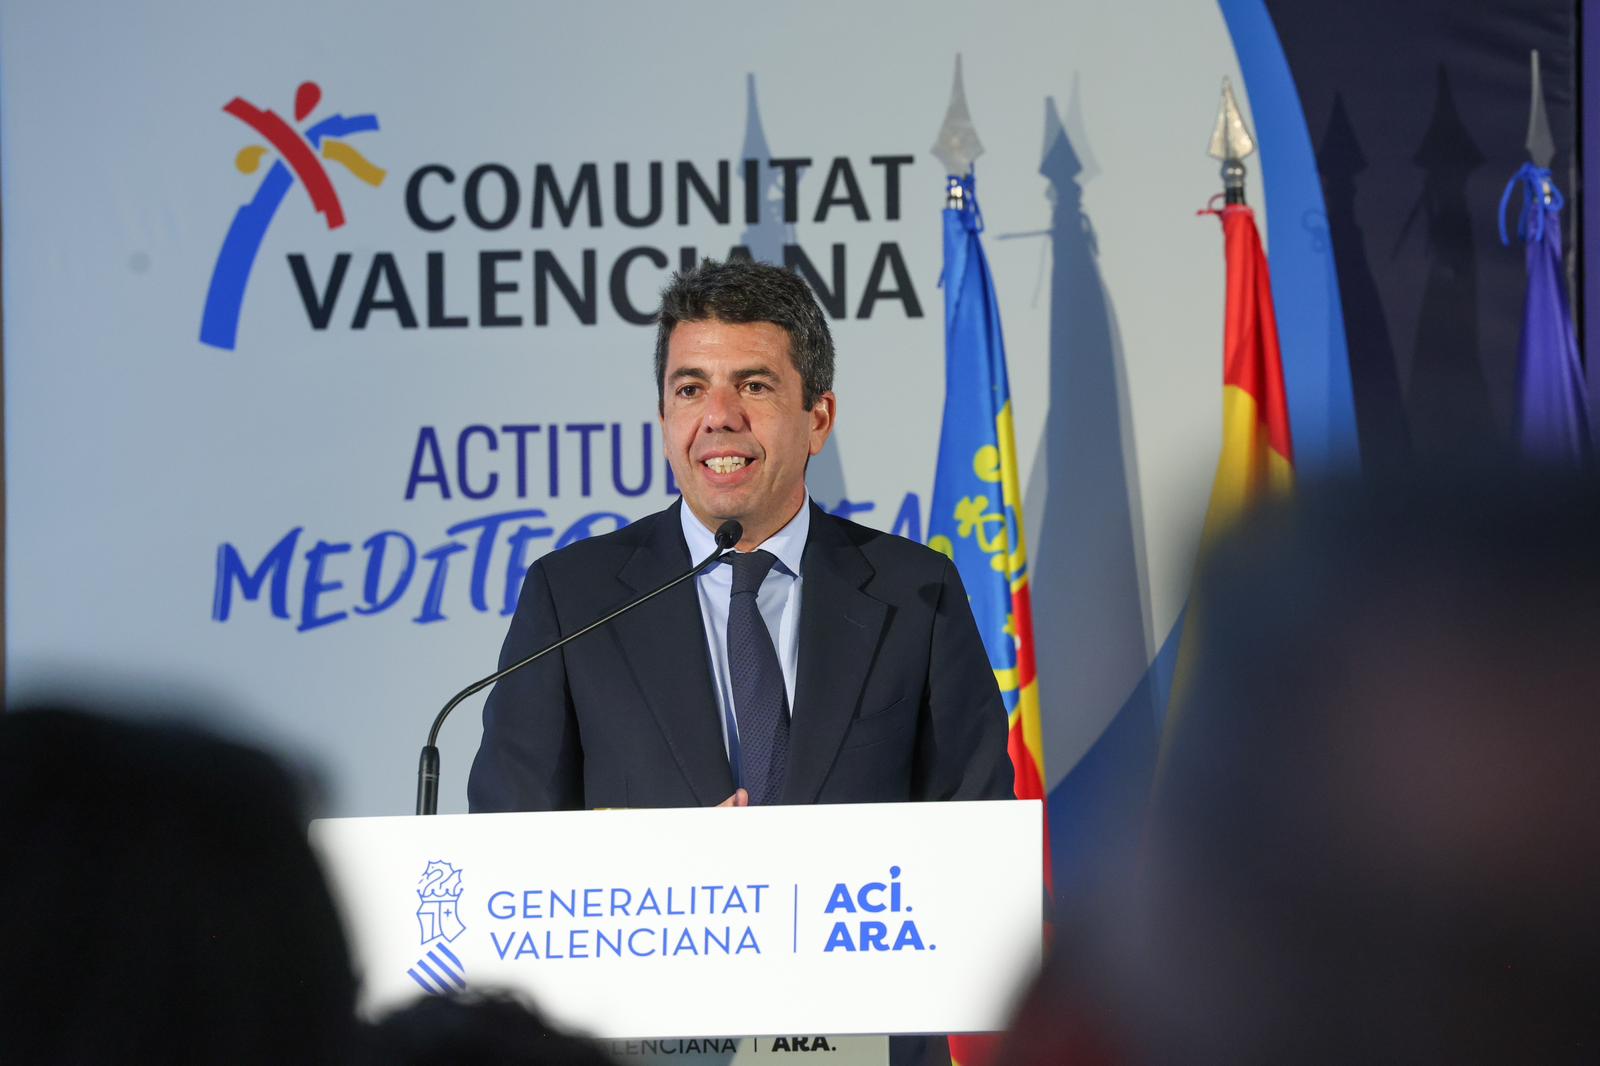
left=654, top=258, right=835, bottom=411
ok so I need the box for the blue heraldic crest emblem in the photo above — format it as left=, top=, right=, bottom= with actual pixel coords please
left=407, top=860, right=468, bottom=995
left=417, top=859, right=466, bottom=944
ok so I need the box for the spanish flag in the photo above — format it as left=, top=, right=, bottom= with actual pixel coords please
left=1202, top=203, right=1294, bottom=531
left=1161, top=202, right=1295, bottom=757
left=928, top=169, right=1050, bottom=1066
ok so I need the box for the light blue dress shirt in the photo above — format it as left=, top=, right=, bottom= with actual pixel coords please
left=679, top=499, right=808, bottom=780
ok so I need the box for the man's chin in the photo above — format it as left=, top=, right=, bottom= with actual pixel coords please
left=697, top=480, right=750, bottom=499
left=682, top=491, right=751, bottom=528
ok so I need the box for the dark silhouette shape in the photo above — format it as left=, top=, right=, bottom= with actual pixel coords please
left=1401, top=66, right=1497, bottom=458
left=0, top=704, right=358, bottom=1065
left=738, top=73, right=801, bottom=266
left=361, top=991, right=618, bottom=1066
left=1261, top=2, right=1573, bottom=472
left=737, top=74, right=847, bottom=512
left=1317, top=93, right=1413, bottom=467
left=1001, top=467, right=1600, bottom=1064
left=1024, top=91, right=1153, bottom=904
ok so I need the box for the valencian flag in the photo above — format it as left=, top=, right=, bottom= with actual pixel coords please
left=927, top=65, right=1050, bottom=849
left=1161, top=81, right=1295, bottom=755
left=1501, top=51, right=1590, bottom=465
left=927, top=168, right=1050, bottom=836
left=928, top=60, right=1049, bottom=1066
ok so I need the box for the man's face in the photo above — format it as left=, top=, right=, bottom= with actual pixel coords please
left=660, top=318, right=835, bottom=548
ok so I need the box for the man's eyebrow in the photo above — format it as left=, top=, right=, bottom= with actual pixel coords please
left=668, top=366, right=779, bottom=383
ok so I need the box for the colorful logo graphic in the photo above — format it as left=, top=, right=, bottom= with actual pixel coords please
left=200, top=81, right=385, bottom=350
left=408, top=859, right=468, bottom=995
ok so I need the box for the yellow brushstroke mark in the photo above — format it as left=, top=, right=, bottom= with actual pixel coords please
left=235, top=145, right=268, bottom=174
left=322, top=139, right=387, bottom=186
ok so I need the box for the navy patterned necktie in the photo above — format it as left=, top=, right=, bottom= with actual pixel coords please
left=726, top=550, right=789, bottom=805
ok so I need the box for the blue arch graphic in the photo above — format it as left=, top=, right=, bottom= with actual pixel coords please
left=1045, top=1, right=1357, bottom=899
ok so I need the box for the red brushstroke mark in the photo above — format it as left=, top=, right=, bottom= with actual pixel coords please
left=294, top=81, right=321, bottom=122
left=223, top=97, right=345, bottom=229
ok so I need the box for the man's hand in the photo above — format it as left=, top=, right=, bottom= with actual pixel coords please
left=715, top=788, right=750, bottom=808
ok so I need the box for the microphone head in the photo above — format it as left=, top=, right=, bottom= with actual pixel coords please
left=714, top=520, right=743, bottom=551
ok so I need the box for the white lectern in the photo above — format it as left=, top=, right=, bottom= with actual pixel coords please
left=311, top=799, right=1042, bottom=1048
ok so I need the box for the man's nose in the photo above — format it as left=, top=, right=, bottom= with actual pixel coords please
left=701, top=383, right=747, bottom=431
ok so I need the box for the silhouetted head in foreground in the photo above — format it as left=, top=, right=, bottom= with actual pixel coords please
left=361, top=990, right=617, bottom=1066
left=1004, top=468, right=1600, bottom=1065
left=0, top=705, right=357, bottom=1064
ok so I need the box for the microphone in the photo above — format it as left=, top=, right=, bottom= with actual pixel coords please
left=415, top=519, right=743, bottom=814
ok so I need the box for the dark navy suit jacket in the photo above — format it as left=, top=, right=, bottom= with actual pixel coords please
left=468, top=500, right=1013, bottom=812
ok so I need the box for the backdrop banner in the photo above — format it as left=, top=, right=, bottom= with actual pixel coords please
left=4, top=1, right=1256, bottom=815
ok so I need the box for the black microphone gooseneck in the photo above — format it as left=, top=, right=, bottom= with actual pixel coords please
left=415, top=519, right=743, bottom=814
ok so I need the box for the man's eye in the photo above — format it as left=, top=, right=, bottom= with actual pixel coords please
left=744, top=381, right=769, bottom=394
left=677, top=384, right=700, bottom=398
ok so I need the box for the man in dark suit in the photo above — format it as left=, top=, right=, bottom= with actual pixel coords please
left=468, top=258, right=1012, bottom=813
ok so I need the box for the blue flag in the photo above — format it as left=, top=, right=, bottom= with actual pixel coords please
left=927, top=171, right=1048, bottom=824
left=928, top=164, right=1051, bottom=1066
left=1501, top=163, right=1591, bottom=464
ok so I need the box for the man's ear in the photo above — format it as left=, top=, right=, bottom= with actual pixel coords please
left=809, top=392, right=837, bottom=456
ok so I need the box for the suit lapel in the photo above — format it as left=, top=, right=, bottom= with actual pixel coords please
left=611, top=503, right=734, bottom=805
left=784, top=506, right=889, bottom=803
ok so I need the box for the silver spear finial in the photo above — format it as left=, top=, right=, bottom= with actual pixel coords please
left=1207, top=77, right=1257, bottom=205
left=1525, top=50, right=1556, bottom=172
left=932, top=55, right=984, bottom=208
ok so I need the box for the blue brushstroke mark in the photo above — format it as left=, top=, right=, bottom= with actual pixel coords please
left=199, top=161, right=294, bottom=350
left=406, top=967, right=443, bottom=996
left=415, top=957, right=454, bottom=994
left=304, top=112, right=380, bottom=149
left=426, top=949, right=467, bottom=989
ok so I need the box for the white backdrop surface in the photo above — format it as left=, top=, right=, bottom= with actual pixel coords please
left=3, top=1, right=1257, bottom=814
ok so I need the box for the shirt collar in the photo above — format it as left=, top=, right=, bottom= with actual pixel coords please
left=680, top=497, right=810, bottom=578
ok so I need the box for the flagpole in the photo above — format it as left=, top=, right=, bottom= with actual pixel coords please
left=929, top=54, right=1052, bottom=1066
left=1504, top=49, right=1591, bottom=464
left=945, top=174, right=967, bottom=210
left=1158, top=79, right=1295, bottom=774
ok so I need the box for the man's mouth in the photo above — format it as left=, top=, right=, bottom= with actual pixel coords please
left=703, top=456, right=751, bottom=474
